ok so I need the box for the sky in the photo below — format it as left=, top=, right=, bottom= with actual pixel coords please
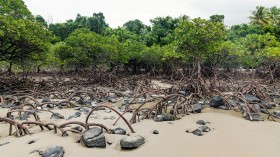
left=22, top=0, right=280, bottom=28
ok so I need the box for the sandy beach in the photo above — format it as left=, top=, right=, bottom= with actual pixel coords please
left=1, top=107, right=280, bottom=157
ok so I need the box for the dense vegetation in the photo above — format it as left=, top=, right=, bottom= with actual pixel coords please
left=0, top=0, right=279, bottom=81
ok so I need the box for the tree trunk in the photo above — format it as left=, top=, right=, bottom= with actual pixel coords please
left=8, top=62, right=12, bottom=73
left=37, top=65, right=41, bottom=73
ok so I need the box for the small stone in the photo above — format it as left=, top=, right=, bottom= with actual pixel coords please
left=218, top=105, right=229, bottom=110
left=0, top=142, right=10, bottom=146
left=244, top=112, right=264, bottom=121
left=74, top=112, right=81, bottom=117
left=108, top=98, right=116, bottom=103
left=274, top=111, right=280, bottom=116
left=110, top=116, right=116, bottom=120
left=105, top=110, right=111, bottom=113
left=41, top=98, right=50, bottom=103
left=72, top=126, right=83, bottom=133
left=199, top=126, right=211, bottom=132
left=28, top=140, right=36, bottom=144
left=260, top=101, right=272, bottom=109
left=154, top=114, right=174, bottom=122
left=153, top=130, right=159, bottom=134
left=196, top=120, right=205, bottom=125
left=110, top=127, right=126, bottom=135
left=260, top=109, right=269, bottom=114
left=192, top=129, right=203, bottom=136
left=80, top=108, right=89, bottom=113
left=50, top=113, right=64, bottom=119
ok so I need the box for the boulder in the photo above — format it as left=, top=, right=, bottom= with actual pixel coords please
left=42, top=146, right=64, bottom=157
left=120, top=135, right=145, bottom=150
left=209, top=96, right=224, bottom=107
left=81, top=127, right=106, bottom=148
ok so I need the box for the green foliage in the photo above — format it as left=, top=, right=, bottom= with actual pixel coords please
left=0, top=0, right=51, bottom=65
left=249, top=6, right=280, bottom=26
left=175, top=18, right=226, bottom=62
left=234, top=33, right=278, bottom=68
left=210, top=14, right=224, bottom=23
left=150, top=16, right=188, bottom=46
left=123, top=19, right=146, bottom=35
left=35, top=15, right=48, bottom=28
left=49, top=13, right=109, bottom=41
left=249, top=6, right=271, bottom=26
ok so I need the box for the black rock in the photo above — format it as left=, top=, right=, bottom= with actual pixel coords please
left=50, top=113, right=64, bottom=119
left=260, top=109, right=269, bottom=114
left=7, top=114, right=14, bottom=120
left=244, top=94, right=260, bottom=103
left=110, top=127, right=126, bottom=135
left=192, top=129, right=203, bottom=136
left=120, top=135, right=145, bottom=150
left=260, top=101, right=272, bottom=109
left=41, top=98, right=50, bottom=103
left=74, top=112, right=81, bottom=117
left=153, top=130, right=159, bottom=134
left=189, top=103, right=202, bottom=113
left=28, top=140, right=36, bottom=144
left=2, top=103, right=14, bottom=108
left=154, top=114, right=174, bottom=122
left=178, top=91, right=186, bottom=95
left=82, top=99, right=92, bottom=105
left=251, top=104, right=261, bottom=110
left=196, top=120, right=205, bottom=125
left=42, top=146, right=64, bottom=157
left=81, top=127, right=106, bottom=148
left=228, top=99, right=239, bottom=107
left=244, top=112, right=264, bottom=121
left=0, top=142, right=10, bottom=147
left=209, top=96, right=224, bottom=107
left=274, top=111, right=280, bottom=117
left=19, top=113, right=28, bottom=120
left=199, top=126, right=211, bottom=132
left=72, top=126, right=83, bottom=133
left=80, top=108, right=89, bottom=113
left=217, top=105, right=229, bottom=110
